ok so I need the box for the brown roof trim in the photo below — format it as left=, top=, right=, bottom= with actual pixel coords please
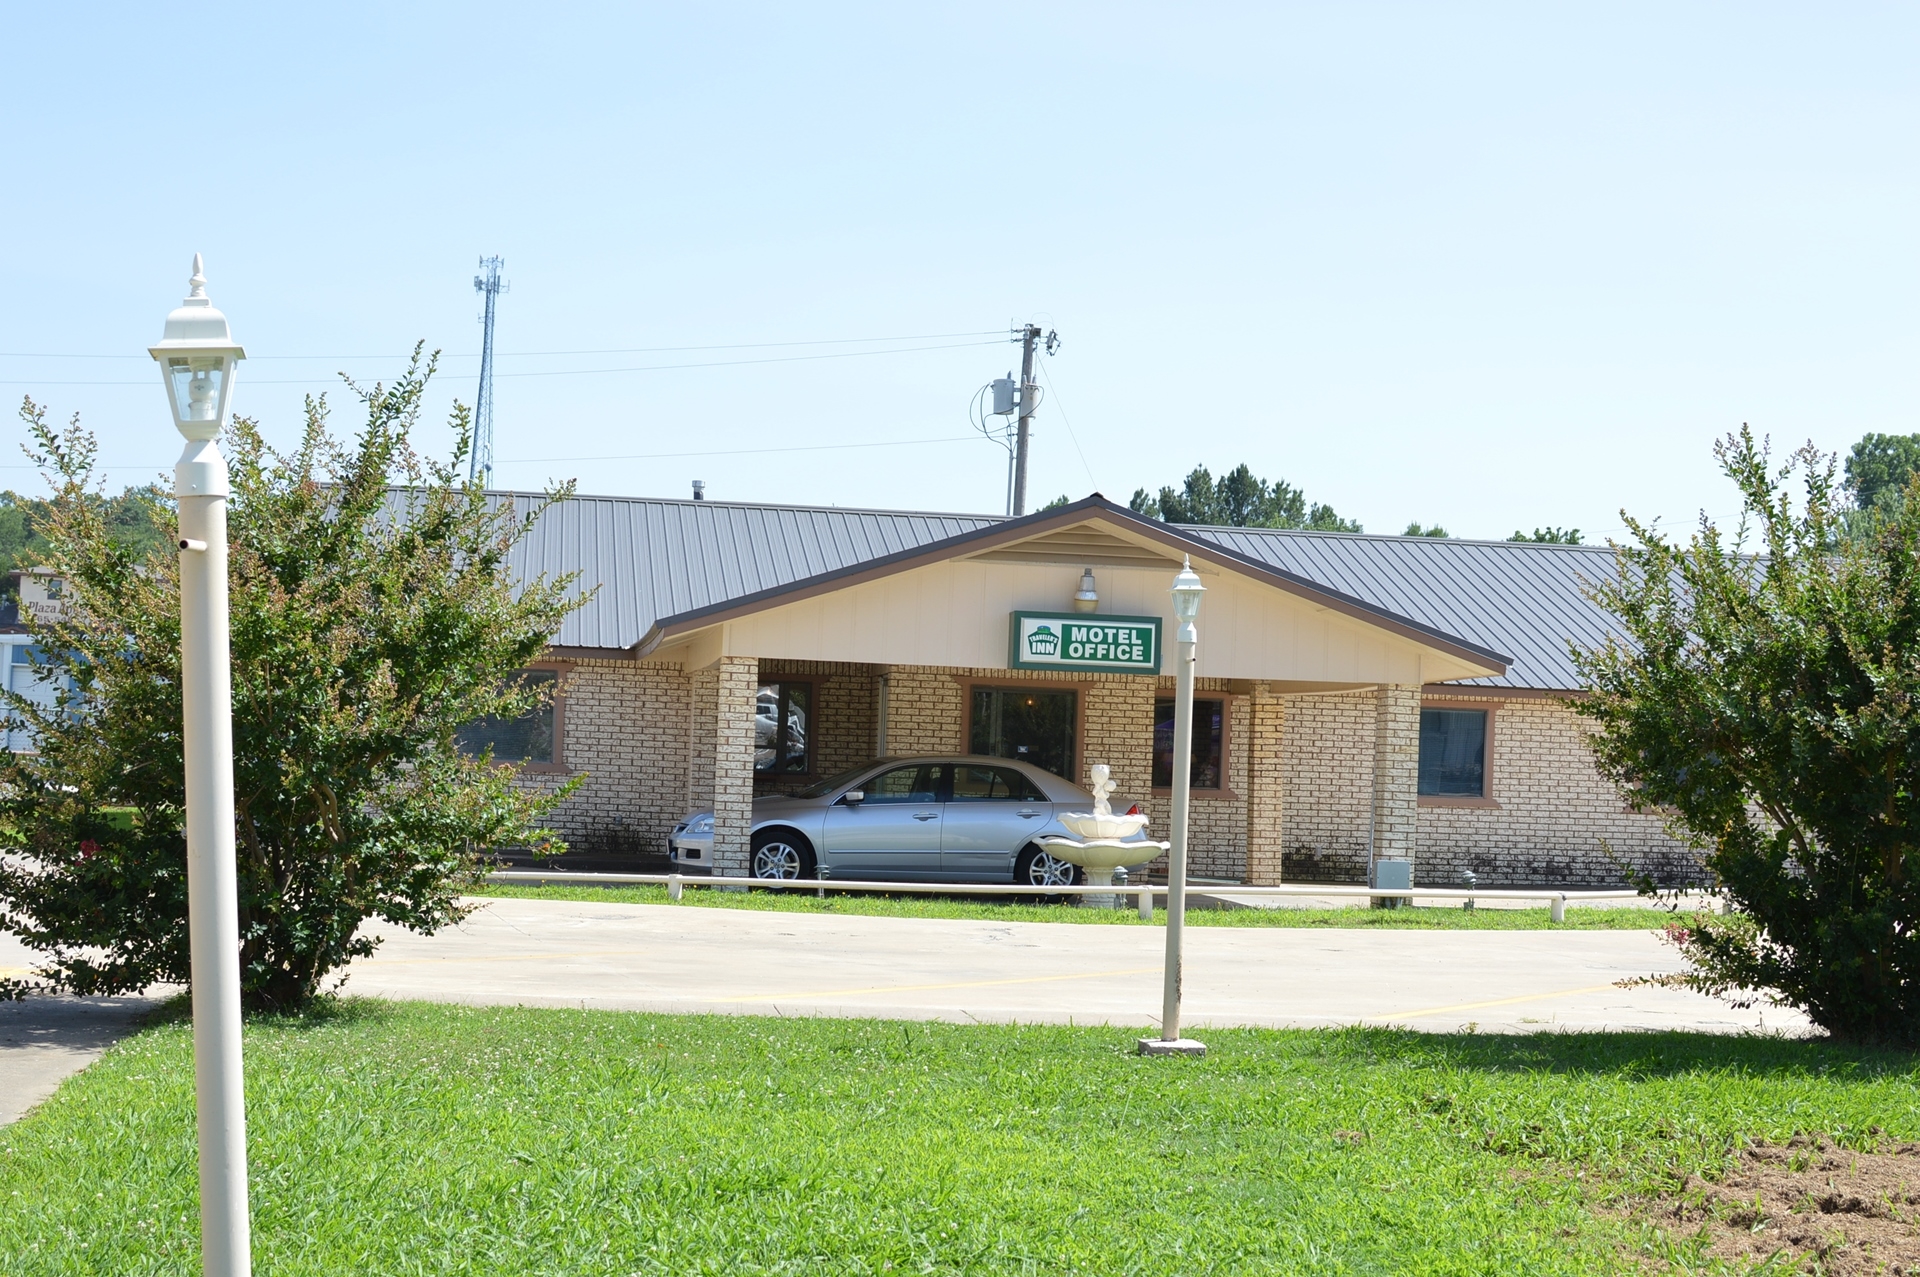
left=634, top=494, right=1511, bottom=673
left=1423, top=683, right=1588, bottom=701
left=545, top=645, right=638, bottom=662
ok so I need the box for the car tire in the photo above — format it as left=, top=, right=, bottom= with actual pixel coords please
left=750, top=829, right=817, bottom=881
left=1014, top=844, right=1082, bottom=904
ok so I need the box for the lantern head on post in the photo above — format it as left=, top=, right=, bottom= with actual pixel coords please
left=148, top=254, right=245, bottom=441
left=1170, top=555, right=1205, bottom=640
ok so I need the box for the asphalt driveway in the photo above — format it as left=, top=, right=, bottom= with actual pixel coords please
left=339, top=895, right=1806, bottom=1035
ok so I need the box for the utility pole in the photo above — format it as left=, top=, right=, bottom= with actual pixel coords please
left=1010, top=324, right=1040, bottom=516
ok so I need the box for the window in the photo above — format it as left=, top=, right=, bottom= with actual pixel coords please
left=1419, top=708, right=1487, bottom=797
left=755, top=681, right=811, bottom=773
left=456, top=668, right=559, bottom=765
left=1153, top=698, right=1224, bottom=790
left=969, top=687, right=1077, bottom=780
left=949, top=763, right=1048, bottom=802
left=861, top=763, right=946, bottom=804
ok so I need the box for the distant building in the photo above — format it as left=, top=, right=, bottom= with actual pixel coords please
left=0, top=568, right=72, bottom=752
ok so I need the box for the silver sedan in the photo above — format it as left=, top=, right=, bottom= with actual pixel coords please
left=668, top=755, right=1155, bottom=885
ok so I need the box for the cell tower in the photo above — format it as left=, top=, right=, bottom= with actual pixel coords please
left=470, top=256, right=507, bottom=485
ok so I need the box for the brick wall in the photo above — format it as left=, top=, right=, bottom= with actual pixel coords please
left=518, top=656, right=1696, bottom=889
left=516, top=658, right=692, bottom=857
left=1278, top=689, right=1698, bottom=887
left=1416, top=694, right=1702, bottom=887
left=1279, top=690, right=1376, bottom=882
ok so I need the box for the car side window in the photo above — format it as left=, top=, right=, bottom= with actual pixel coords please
left=996, top=768, right=1049, bottom=802
left=949, top=764, right=1013, bottom=802
left=862, top=765, right=941, bottom=804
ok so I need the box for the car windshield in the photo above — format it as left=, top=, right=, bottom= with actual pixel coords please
left=793, top=761, right=884, bottom=799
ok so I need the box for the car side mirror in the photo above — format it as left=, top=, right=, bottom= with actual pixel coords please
left=842, top=790, right=865, bottom=806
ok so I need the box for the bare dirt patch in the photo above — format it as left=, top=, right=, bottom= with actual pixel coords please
left=1643, top=1136, right=1920, bottom=1274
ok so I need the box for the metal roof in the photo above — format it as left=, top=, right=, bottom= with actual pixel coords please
left=501, top=489, right=1618, bottom=690
left=498, top=492, right=999, bottom=652
left=1179, top=526, right=1623, bottom=690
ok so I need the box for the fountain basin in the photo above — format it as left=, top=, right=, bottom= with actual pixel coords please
left=1057, top=811, right=1150, bottom=841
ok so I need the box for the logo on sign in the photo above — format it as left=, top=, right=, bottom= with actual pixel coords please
left=1009, top=611, right=1162, bottom=673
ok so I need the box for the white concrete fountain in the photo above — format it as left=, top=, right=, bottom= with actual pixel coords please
left=1037, top=764, right=1167, bottom=908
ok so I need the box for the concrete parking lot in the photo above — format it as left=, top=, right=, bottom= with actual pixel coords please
left=339, top=895, right=1805, bottom=1035
left=0, top=896, right=1806, bottom=1122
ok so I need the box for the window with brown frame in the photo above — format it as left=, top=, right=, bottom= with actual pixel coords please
left=1152, top=697, right=1225, bottom=791
left=1419, top=707, right=1487, bottom=797
left=455, top=667, right=565, bottom=769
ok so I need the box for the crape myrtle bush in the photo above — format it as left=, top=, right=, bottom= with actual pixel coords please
left=0, top=353, right=584, bottom=1011
left=1575, top=427, right=1920, bottom=1044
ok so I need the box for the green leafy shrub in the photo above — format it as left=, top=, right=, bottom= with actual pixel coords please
left=1575, top=426, right=1920, bottom=1044
left=0, top=355, right=584, bottom=1011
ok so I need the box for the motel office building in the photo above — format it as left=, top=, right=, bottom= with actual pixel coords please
left=488, top=493, right=1698, bottom=888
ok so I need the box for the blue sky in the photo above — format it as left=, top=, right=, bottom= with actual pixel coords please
left=4, top=4, right=1915, bottom=540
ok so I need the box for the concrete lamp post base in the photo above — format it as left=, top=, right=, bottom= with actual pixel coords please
left=1137, top=1037, right=1208, bottom=1058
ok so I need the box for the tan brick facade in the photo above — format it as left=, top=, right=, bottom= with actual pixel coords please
left=1278, top=690, right=1377, bottom=881
left=518, top=658, right=693, bottom=857
left=1414, top=694, right=1698, bottom=887
left=520, top=655, right=1692, bottom=889
left=1242, top=682, right=1287, bottom=885
left=1371, top=683, right=1422, bottom=865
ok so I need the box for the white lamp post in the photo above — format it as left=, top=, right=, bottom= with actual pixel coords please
left=148, top=254, right=252, bottom=1277
left=1140, top=556, right=1207, bottom=1057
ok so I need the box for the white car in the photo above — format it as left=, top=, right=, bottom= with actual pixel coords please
left=668, top=755, right=1153, bottom=885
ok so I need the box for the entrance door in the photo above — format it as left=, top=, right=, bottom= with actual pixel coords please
left=821, top=763, right=947, bottom=880
left=969, top=687, right=1077, bottom=781
left=941, top=763, right=1053, bottom=879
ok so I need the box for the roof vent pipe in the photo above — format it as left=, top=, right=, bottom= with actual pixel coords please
left=691, top=480, right=706, bottom=501
left=1072, top=567, right=1099, bottom=613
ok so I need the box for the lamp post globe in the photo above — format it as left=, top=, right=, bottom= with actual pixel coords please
left=149, top=254, right=246, bottom=440
left=151, top=254, right=253, bottom=1277
left=1170, top=559, right=1205, bottom=626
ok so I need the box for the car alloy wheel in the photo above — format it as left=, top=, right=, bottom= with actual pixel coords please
left=1020, top=848, right=1079, bottom=887
left=752, top=839, right=807, bottom=879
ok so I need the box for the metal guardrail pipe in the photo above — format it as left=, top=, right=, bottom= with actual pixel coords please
left=484, top=870, right=1662, bottom=914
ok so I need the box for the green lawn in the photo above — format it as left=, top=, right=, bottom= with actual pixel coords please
left=4, top=1001, right=1913, bottom=1274
left=475, top=880, right=1678, bottom=930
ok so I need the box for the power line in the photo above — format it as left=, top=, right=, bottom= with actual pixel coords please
left=0, top=433, right=990, bottom=472
left=0, top=329, right=1007, bottom=362
left=1033, top=355, right=1098, bottom=491
left=0, top=339, right=1006, bottom=387
left=498, top=436, right=981, bottom=465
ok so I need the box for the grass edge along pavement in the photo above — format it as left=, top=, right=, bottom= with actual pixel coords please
left=473, top=880, right=1681, bottom=930
left=6, top=999, right=1915, bottom=1275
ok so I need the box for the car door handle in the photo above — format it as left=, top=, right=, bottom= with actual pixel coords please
left=1016, top=810, right=1042, bottom=818
left=912, top=812, right=938, bottom=821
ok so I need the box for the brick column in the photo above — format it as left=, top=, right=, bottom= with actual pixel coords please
left=1371, top=683, right=1422, bottom=878
left=688, top=656, right=759, bottom=877
left=1243, top=681, right=1287, bottom=885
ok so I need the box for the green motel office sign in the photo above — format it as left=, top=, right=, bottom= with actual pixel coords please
left=1008, top=611, right=1162, bottom=674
